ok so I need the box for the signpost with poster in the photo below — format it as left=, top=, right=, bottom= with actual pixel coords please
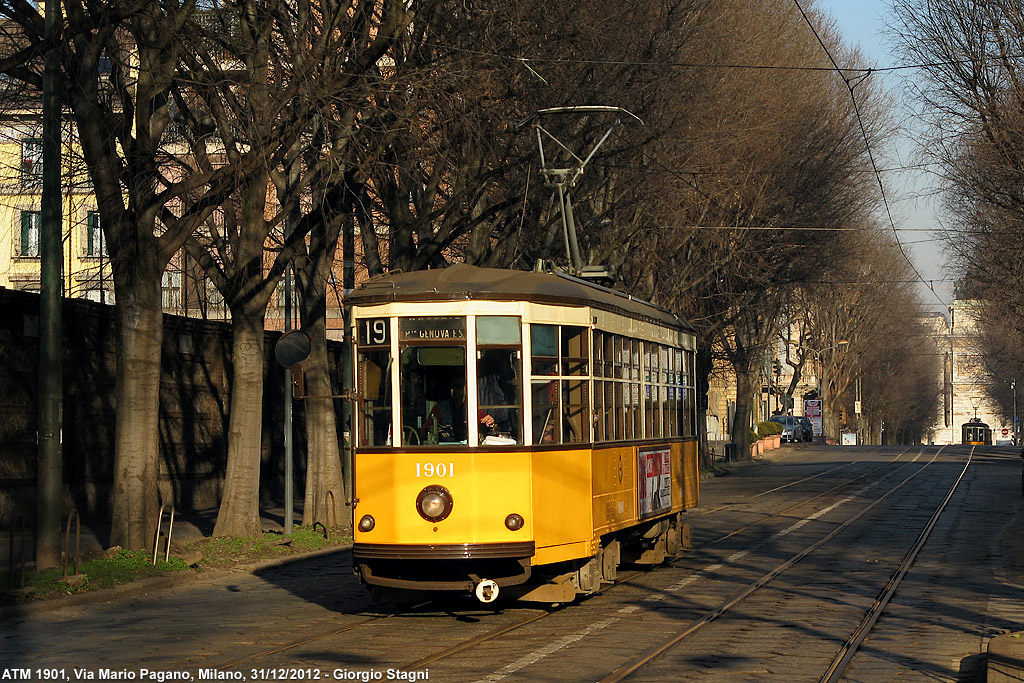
left=805, top=399, right=822, bottom=437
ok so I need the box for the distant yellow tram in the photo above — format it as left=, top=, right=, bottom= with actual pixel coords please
left=347, top=264, right=700, bottom=603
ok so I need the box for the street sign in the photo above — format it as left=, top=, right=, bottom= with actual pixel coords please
left=274, top=329, right=312, bottom=368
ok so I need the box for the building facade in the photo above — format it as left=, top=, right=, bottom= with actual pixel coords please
left=926, top=300, right=1011, bottom=445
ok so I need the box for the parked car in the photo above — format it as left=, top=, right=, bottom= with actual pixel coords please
left=768, top=414, right=804, bottom=443
left=796, top=416, right=814, bottom=442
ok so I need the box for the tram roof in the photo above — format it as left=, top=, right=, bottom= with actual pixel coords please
left=347, top=264, right=694, bottom=333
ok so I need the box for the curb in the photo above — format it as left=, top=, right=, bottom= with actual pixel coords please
left=0, top=544, right=352, bottom=622
left=988, top=632, right=1024, bottom=682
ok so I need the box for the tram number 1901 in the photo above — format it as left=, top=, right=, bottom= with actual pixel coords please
left=416, top=462, right=455, bottom=478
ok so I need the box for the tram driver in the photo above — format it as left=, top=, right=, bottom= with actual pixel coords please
left=477, top=350, right=520, bottom=444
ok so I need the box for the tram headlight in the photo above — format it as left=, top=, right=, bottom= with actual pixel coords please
left=416, top=485, right=453, bottom=522
left=505, top=513, right=525, bottom=531
left=358, top=515, right=375, bottom=532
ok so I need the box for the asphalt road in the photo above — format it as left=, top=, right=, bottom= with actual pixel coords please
left=2, top=444, right=1022, bottom=682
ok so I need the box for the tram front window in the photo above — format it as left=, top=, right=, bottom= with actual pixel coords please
left=399, top=316, right=468, bottom=447
left=400, top=346, right=468, bottom=446
left=356, top=317, right=392, bottom=447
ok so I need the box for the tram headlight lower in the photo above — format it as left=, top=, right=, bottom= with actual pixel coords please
left=416, top=485, right=454, bottom=522
left=358, top=515, right=375, bottom=532
left=505, top=514, right=525, bottom=531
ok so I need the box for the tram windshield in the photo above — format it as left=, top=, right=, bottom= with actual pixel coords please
left=399, top=317, right=469, bottom=446
left=401, top=345, right=469, bottom=445
left=396, top=315, right=525, bottom=447
left=356, top=317, right=392, bottom=447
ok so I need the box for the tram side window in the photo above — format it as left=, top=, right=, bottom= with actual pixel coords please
left=668, top=349, right=681, bottom=437
left=629, top=339, right=642, bottom=440
left=530, top=324, right=590, bottom=444
left=613, top=336, right=626, bottom=440
left=681, top=348, right=696, bottom=437
left=661, top=346, right=672, bottom=437
left=645, top=344, right=660, bottom=438
left=356, top=318, right=392, bottom=447
left=399, top=317, right=468, bottom=447
left=562, top=326, right=590, bottom=442
left=531, top=325, right=560, bottom=444
left=477, top=316, right=523, bottom=445
left=358, top=348, right=392, bottom=446
left=593, top=332, right=615, bottom=442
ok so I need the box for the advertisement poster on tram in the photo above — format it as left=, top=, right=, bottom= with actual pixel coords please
left=805, top=399, right=822, bottom=436
left=638, top=447, right=672, bottom=518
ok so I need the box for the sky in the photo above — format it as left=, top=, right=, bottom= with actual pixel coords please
left=814, top=0, right=953, bottom=310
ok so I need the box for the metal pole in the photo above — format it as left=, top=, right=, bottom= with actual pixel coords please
left=37, top=0, right=63, bottom=569
left=949, top=306, right=955, bottom=444
left=342, top=214, right=355, bottom=517
left=818, top=352, right=825, bottom=444
left=1013, top=379, right=1017, bottom=445
left=283, top=225, right=293, bottom=536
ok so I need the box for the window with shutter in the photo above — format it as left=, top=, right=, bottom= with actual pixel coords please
left=86, top=211, right=106, bottom=256
left=19, top=211, right=40, bottom=257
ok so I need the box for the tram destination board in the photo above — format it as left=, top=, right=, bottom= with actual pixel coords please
left=398, top=316, right=466, bottom=341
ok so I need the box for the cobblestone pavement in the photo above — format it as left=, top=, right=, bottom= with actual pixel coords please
left=2, top=444, right=1022, bottom=683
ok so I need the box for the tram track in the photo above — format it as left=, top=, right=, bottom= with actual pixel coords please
left=208, top=448, right=938, bottom=677
left=684, top=446, right=923, bottom=551
left=393, top=448, right=939, bottom=674
left=818, top=447, right=975, bottom=682
left=596, top=446, right=970, bottom=682
left=680, top=445, right=904, bottom=524
left=209, top=565, right=650, bottom=675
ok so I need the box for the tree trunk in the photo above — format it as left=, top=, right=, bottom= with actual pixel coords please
left=299, top=275, right=347, bottom=531
left=213, top=312, right=266, bottom=537
left=733, top=366, right=758, bottom=459
left=696, top=346, right=713, bottom=470
left=301, top=324, right=347, bottom=531
left=109, top=274, right=164, bottom=550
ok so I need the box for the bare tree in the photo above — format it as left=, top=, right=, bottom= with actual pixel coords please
left=610, top=0, right=888, bottom=459
left=0, top=0, right=267, bottom=549
left=171, top=0, right=417, bottom=536
left=891, top=0, right=1024, bottom=416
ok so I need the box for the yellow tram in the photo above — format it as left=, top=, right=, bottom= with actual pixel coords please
left=347, top=264, right=700, bottom=603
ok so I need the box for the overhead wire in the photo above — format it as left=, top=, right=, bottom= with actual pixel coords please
left=791, top=0, right=946, bottom=306
left=429, top=42, right=1024, bottom=76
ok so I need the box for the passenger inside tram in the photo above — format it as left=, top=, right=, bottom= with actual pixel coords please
left=477, top=350, right=520, bottom=445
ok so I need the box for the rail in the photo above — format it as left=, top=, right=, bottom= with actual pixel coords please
left=818, top=447, right=974, bottom=682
